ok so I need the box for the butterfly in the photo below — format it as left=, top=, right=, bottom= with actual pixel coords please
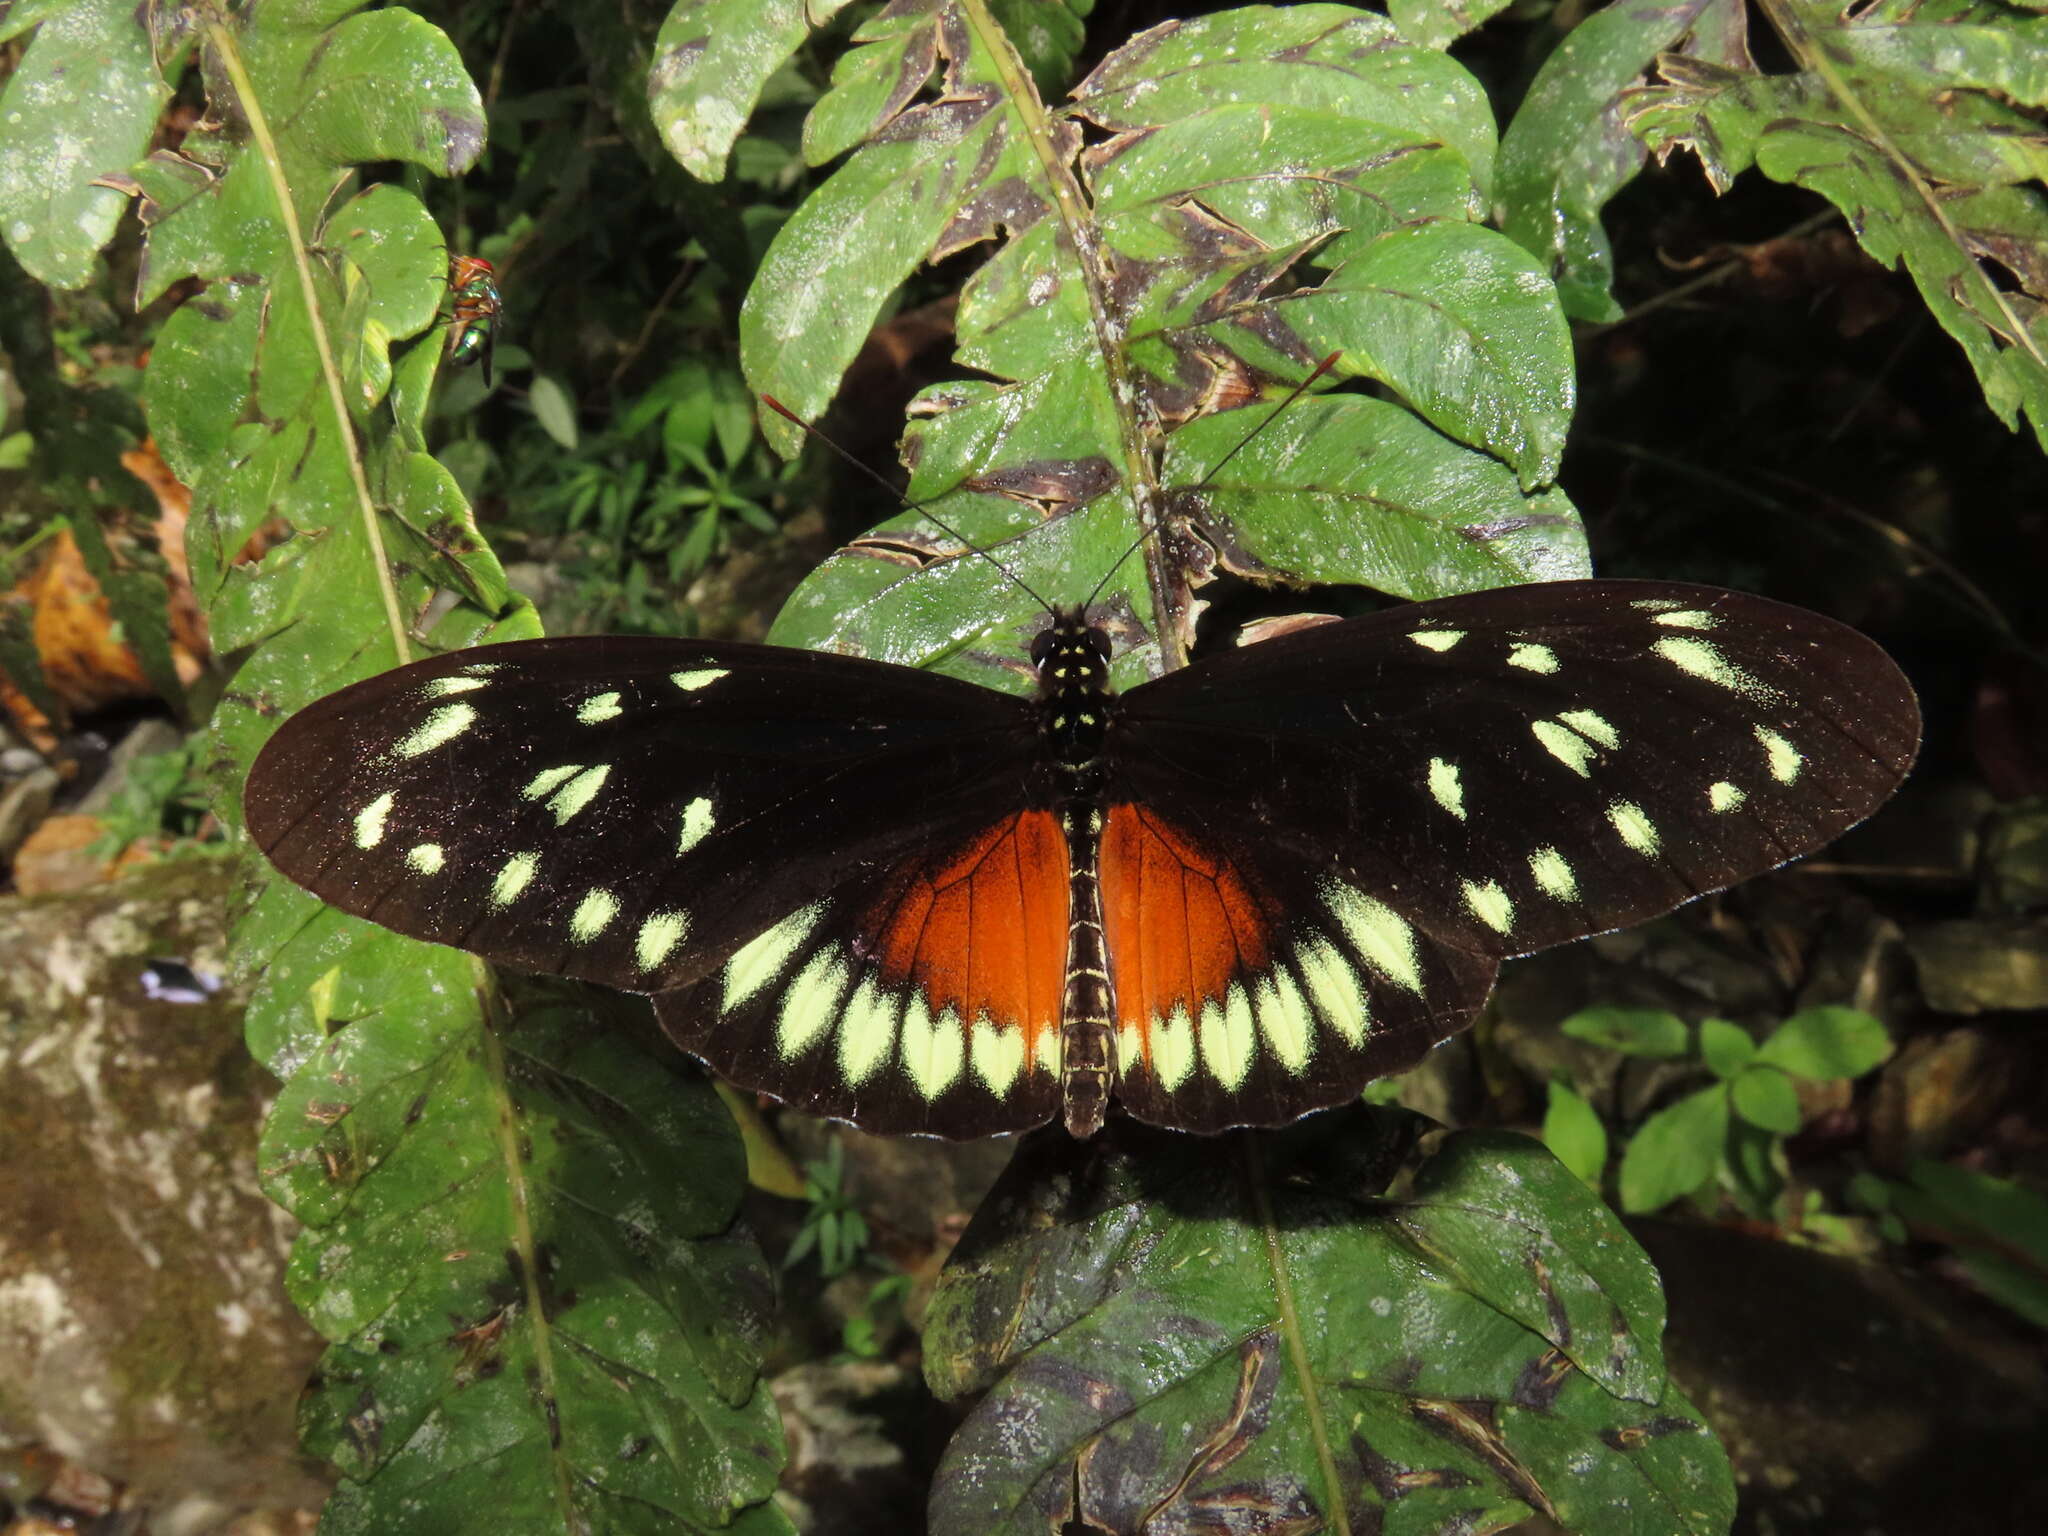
left=243, top=574, right=1919, bottom=1139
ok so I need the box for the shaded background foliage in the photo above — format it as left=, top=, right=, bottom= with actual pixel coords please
left=0, top=0, right=2042, bottom=1533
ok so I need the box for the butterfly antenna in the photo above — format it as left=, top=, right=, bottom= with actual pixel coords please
left=1184, top=351, right=1342, bottom=494
left=1081, top=352, right=1343, bottom=612
left=760, top=395, right=1056, bottom=618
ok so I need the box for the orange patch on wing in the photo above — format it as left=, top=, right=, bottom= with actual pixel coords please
left=871, top=811, right=1067, bottom=1058
left=1101, top=804, right=1272, bottom=1060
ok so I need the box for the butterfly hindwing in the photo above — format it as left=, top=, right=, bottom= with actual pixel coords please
left=654, top=807, right=1071, bottom=1137
left=1095, top=801, right=1500, bottom=1132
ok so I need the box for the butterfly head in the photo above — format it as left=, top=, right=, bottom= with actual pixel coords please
left=1030, top=608, right=1112, bottom=695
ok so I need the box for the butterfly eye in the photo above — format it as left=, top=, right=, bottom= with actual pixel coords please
left=1030, top=628, right=1059, bottom=668
left=1086, top=629, right=1111, bottom=662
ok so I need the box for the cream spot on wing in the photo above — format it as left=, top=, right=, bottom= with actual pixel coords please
left=1532, top=720, right=1596, bottom=776
left=1152, top=1005, right=1196, bottom=1089
left=1558, top=709, right=1618, bottom=748
left=838, top=979, right=899, bottom=1086
left=1652, top=609, right=1718, bottom=630
left=546, top=765, right=610, bottom=825
left=1116, top=1020, right=1142, bottom=1076
left=1708, top=781, right=1746, bottom=813
left=393, top=703, right=476, bottom=759
left=491, top=851, right=539, bottom=907
left=1528, top=846, right=1578, bottom=901
left=671, top=667, right=729, bottom=691
left=1608, top=800, right=1659, bottom=855
left=406, top=843, right=445, bottom=875
left=1323, top=883, right=1423, bottom=994
left=776, top=949, right=848, bottom=1058
left=1507, top=642, right=1558, bottom=674
left=1653, top=636, right=1770, bottom=699
left=901, top=998, right=964, bottom=1100
left=1198, top=991, right=1255, bottom=1089
left=1296, top=938, right=1368, bottom=1046
left=1427, top=757, right=1465, bottom=820
left=1408, top=629, right=1464, bottom=652
left=458, top=661, right=504, bottom=675
left=576, top=691, right=623, bottom=724
left=723, top=902, right=827, bottom=1013
left=354, top=791, right=395, bottom=849
left=969, top=1016, right=1026, bottom=1093
left=1755, top=725, right=1803, bottom=784
left=569, top=889, right=619, bottom=942
left=1462, top=878, right=1514, bottom=935
left=426, top=675, right=486, bottom=697
left=1032, top=1028, right=1061, bottom=1074
left=635, top=910, right=688, bottom=971
left=1258, top=971, right=1314, bottom=1072
left=676, top=796, right=715, bottom=855
left=523, top=764, right=580, bottom=800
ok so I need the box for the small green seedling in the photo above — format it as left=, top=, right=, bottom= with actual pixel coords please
left=785, top=1138, right=871, bottom=1279
left=1547, top=1004, right=1893, bottom=1216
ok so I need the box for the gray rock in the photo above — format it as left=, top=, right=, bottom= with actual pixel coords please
left=0, top=765, right=59, bottom=861
left=0, top=854, right=327, bottom=1513
left=76, top=718, right=190, bottom=816
left=1904, top=918, right=2048, bottom=1012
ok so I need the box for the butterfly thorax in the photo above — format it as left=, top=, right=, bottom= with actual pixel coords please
left=1032, top=609, right=1119, bottom=1136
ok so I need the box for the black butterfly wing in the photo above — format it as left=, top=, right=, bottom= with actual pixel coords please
left=1099, top=579, right=1919, bottom=1131
left=245, top=636, right=1065, bottom=1136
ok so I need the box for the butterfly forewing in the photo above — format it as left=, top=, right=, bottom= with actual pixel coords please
left=245, top=634, right=1049, bottom=1018
left=1092, top=582, right=1917, bottom=1129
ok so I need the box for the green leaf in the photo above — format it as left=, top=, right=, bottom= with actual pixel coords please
left=1561, top=1006, right=1692, bottom=1057
left=1389, top=0, right=1514, bottom=51
left=125, top=5, right=790, bottom=1528
left=0, top=1, right=76, bottom=48
left=1166, top=395, right=1589, bottom=592
left=0, top=0, right=168, bottom=289
left=529, top=373, right=580, bottom=449
left=748, top=4, right=1577, bottom=692
left=1906, top=1161, right=2048, bottom=1271
left=1274, top=220, right=1575, bottom=485
left=1698, top=1017, right=1757, bottom=1078
left=1955, top=1250, right=2048, bottom=1331
left=804, top=8, right=936, bottom=166
left=1755, top=1005, right=1893, bottom=1079
left=1722, top=1118, right=1786, bottom=1216
left=1627, top=0, right=2048, bottom=449
left=284, top=995, right=786, bottom=1531
left=650, top=0, right=856, bottom=181
left=1543, top=1078, right=1611, bottom=1185
left=1729, top=1064, right=1802, bottom=1133
left=1619, top=1086, right=1730, bottom=1213
left=925, top=1113, right=1731, bottom=1535
left=1497, top=0, right=1727, bottom=323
